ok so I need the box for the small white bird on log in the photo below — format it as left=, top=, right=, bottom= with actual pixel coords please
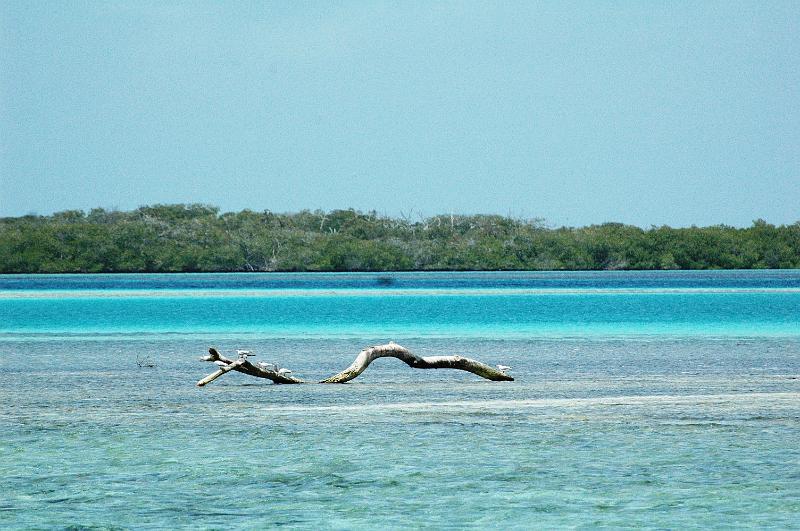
left=277, top=368, right=293, bottom=376
left=497, top=364, right=511, bottom=373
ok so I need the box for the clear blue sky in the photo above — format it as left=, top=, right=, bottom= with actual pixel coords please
left=1, top=1, right=798, bottom=227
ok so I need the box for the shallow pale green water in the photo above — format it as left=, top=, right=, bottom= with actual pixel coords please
left=1, top=272, right=799, bottom=528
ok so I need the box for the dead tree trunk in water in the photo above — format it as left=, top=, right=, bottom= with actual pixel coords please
left=196, top=342, right=512, bottom=386
left=197, top=348, right=305, bottom=386
left=319, top=342, right=513, bottom=383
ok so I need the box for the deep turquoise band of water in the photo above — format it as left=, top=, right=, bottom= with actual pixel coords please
left=3, top=291, right=800, bottom=340
left=1, top=272, right=799, bottom=528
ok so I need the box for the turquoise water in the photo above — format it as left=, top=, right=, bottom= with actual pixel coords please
left=2, top=272, right=799, bottom=528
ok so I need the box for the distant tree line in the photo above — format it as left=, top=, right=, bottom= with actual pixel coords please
left=1, top=204, right=798, bottom=273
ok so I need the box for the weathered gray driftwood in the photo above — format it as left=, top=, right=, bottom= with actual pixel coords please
left=319, top=342, right=513, bottom=383
left=196, top=357, right=246, bottom=386
left=197, top=342, right=513, bottom=386
left=197, top=347, right=305, bottom=386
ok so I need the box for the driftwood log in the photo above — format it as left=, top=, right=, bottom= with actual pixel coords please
left=197, top=342, right=513, bottom=386
left=320, top=342, right=513, bottom=383
left=198, top=347, right=305, bottom=386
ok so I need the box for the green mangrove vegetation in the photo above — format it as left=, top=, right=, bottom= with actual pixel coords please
left=1, top=204, right=798, bottom=273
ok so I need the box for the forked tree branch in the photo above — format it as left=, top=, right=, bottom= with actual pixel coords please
left=197, top=347, right=305, bottom=386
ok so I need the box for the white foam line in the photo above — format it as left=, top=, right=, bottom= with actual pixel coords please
left=256, top=392, right=800, bottom=414
left=3, top=331, right=800, bottom=342
left=3, top=287, right=800, bottom=299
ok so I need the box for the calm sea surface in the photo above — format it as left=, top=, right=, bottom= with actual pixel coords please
left=1, top=271, right=799, bottom=528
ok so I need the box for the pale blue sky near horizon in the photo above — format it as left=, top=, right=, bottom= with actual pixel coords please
left=1, top=1, right=798, bottom=227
